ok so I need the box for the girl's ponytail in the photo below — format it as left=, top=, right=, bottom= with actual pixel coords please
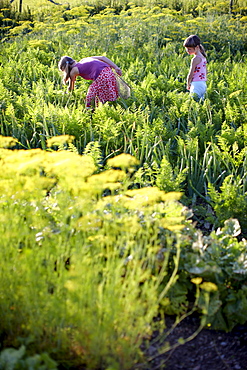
left=63, top=62, right=71, bottom=84
left=199, top=44, right=207, bottom=58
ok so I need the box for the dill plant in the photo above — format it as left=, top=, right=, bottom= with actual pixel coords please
left=0, top=143, right=194, bottom=368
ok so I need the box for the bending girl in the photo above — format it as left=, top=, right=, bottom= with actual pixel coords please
left=58, top=55, right=122, bottom=108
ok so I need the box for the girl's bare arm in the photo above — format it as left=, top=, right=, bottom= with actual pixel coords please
left=186, top=56, right=201, bottom=90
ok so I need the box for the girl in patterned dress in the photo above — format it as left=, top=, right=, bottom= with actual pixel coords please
left=58, top=55, right=122, bottom=108
left=183, top=35, right=207, bottom=100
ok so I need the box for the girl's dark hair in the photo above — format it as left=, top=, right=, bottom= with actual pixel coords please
left=183, top=35, right=207, bottom=57
left=58, top=56, right=76, bottom=84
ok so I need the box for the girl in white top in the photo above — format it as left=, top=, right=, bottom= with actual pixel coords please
left=183, top=35, right=207, bottom=100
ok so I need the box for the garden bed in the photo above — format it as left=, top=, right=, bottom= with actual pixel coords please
left=147, top=315, right=247, bottom=370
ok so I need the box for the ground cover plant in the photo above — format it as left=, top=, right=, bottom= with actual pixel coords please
left=0, top=0, right=247, bottom=368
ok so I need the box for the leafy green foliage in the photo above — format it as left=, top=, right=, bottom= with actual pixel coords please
left=162, top=218, right=247, bottom=332
left=208, top=175, right=247, bottom=235
left=0, top=346, right=57, bottom=370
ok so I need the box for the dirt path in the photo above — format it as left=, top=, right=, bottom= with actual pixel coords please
left=145, top=315, right=247, bottom=370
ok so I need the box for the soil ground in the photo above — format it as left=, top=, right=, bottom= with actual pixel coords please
left=145, top=315, right=247, bottom=370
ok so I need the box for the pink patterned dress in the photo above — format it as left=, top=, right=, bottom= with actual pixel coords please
left=190, top=56, right=207, bottom=99
left=75, top=58, right=119, bottom=107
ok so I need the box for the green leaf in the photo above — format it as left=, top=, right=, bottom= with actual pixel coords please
left=0, top=346, right=25, bottom=370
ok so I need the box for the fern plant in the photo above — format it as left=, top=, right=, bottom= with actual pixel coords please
left=208, top=175, right=247, bottom=236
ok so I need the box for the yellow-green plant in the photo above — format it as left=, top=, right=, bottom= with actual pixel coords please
left=0, top=138, right=197, bottom=369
